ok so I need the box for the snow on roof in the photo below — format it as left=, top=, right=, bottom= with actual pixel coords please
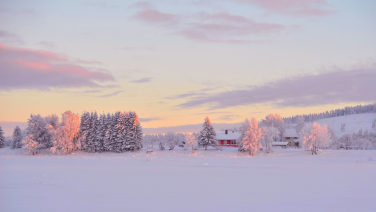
left=215, top=131, right=241, bottom=140
left=283, top=129, right=298, bottom=138
left=272, top=142, right=289, bottom=145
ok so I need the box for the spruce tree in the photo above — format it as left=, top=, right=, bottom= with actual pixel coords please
left=104, top=113, right=116, bottom=152
left=11, top=126, right=23, bottom=149
left=0, top=126, right=5, bottom=148
left=198, top=117, right=217, bottom=150
left=86, top=111, right=99, bottom=152
left=124, top=111, right=143, bottom=151
left=115, top=112, right=128, bottom=152
left=96, top=113, right=107, bottom=152
left=79, top=112, right=90, bottom=151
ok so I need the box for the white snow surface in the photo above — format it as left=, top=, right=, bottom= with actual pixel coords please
left=216, top=130, right=241, bottom=140
left=1, top=147, right=376, bottom=212
left=283, top=128, right=298, bottom=138
left=315, top=113, right=376, bottom=137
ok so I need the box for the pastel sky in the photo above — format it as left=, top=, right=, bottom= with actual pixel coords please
left=1, top=0, right=376, bottom=134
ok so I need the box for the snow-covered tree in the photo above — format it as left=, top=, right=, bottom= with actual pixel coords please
left=262, top=126, right=279, bottom=153
left=327, top=127, right=337, bottom=149
left=340, top=123, right=346, bottom=132
left=123, top=111, right=143, bottom=151
left=239, top=118, right=262, bottom=156
left=104, top=112, right=119, bottom=152
left=50, top=111, right=81, bottom=154
left=295, top=116, right=305, bottom=134
left=185, top=134, right=198, bottom=151
left=110, top=111, right=143, bottom=153
left=11, top=126, right=23, bottom=149
left=23, top=135, right=38, bottom=155
left=262, top=114, right=286, bottom=140
left=356, top=138, right=372, bottom=150
left=165, top=132, right=177, bottom=150
left=158, top=133, right=165, bottom=150
left=197, top=117, right=217, bottom=150
left=0, top=126, right=5, bottom=148
left=337, top=134, right=352, bottom=149
left=300, top=123, right=331, bottom=155
left=96, top=113, right=107, bottom=152
left=358, top=128, right=363, bottom=138
left=25, top=114, right=56, bottom=151
left=372, top=118, right=376, bottom=131
left=85, top=111, right=99, bottom=152
left=79, top=111, right=90, bottom=151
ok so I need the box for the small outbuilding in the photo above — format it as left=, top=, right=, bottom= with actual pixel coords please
left=283, top=129, right=299, bottom=147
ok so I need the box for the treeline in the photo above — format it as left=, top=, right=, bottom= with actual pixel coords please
left=4, top=110, right=143, bottom=154
left=283, top=103, right=376, bottom=124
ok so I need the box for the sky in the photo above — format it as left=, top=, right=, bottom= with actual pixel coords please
left=0, top=0, right=376, bottom=136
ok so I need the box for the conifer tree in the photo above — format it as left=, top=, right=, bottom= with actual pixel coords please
left=86, top=111, right=99, bottom=152
left=11, top=126, right=23, bottom=149
left=158, top=133, right=165, bottom=150
left=0, top=126, right=5, bottom=148
left=96, top=113, right=107, bottom=152
left=79, top=112, right=90, bottom=150
left=114, top=112, right=128, bottom=152
left=104, top=113, right=115, bottom=151
left=105, top=112, right=120, bottom=152
left=198, top=117, right=217, bottom=150
left=125, top=111, right=143, bottom=151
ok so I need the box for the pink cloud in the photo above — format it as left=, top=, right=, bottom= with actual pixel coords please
left=178, top=12, right=284, bottom=43
left=226, top=0, right=334, bottom=16
left=131, top=8, right=285, bottom=43
left=0, top=44, right=115, bottom=91
left=132, top=9, right=178, bottom=25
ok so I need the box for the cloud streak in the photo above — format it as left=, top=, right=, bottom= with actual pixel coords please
left=0, top=44, right=115, bottom=91
left=223, top=0, right=335, bottom=17
left=99, top=90, right=124, bottom=98
left=130, top=77, right=153, bottom=83
left=131, top=8, right=285, bottom=43
left=177, top=64, right=376, bottom=109
left=132, top=9, right=179, bottom=25
left=0, top=30, right=24, bottom=44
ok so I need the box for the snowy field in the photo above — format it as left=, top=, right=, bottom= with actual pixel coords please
left=1, top=147, right=376, bottom=212
left=315, top=113, right=376, bottom=137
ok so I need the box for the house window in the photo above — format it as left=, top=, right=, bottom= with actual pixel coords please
left=231, top=140, right=236, bottom=145
left=286, top=137, right=290, bottom=139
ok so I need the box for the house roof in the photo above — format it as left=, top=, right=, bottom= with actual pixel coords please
left=283, top=129, right=298, bottom=138
left=215, top=131, right=241, bottom=140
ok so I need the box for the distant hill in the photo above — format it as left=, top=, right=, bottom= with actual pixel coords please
left=315, top=113, right=376, bottom=137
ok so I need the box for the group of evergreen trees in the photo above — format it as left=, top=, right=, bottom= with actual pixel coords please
left=1, top=110, right=143, bottom=154
left=283, top=103, right=376, bottom=124
left=79, top=111, right=143, bottom=153
left=0, top=126, right=5, bottom=148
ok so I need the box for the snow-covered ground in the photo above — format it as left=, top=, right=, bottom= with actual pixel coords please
left=1, top=147, right=375, bottom=212
left=315, top=113, right=376, bottom=137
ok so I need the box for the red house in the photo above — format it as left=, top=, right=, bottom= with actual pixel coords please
left=216, top=130, right=241, bottom=147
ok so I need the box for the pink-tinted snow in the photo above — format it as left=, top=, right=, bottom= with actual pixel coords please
left=1, top=147, right=375, bottom=212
